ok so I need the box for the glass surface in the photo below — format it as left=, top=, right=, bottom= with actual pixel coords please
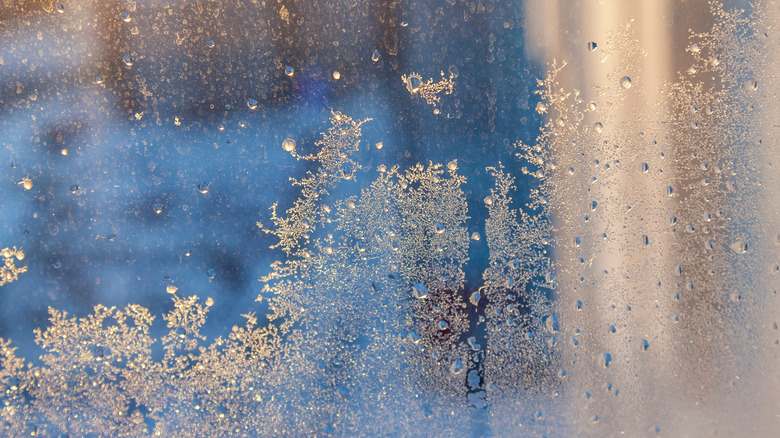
left=1, top=0, right=778, bottom=436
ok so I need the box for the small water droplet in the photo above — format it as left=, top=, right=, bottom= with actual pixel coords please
left=246, top=98, right=258, bottom=110
left=121, top=12, right=131, bottom=22
left=587, top=41, right=598, bottom=51
left=590, top=200, right=598, bottom=211
left=371, top=50, right=380, bottom=62
left=400, top=20, right=408, bottom=27
left=166, top=285, right=178, bottom=294
left=689, top=43, right=701, bottom=53
left=285, top=66, right=295, bottom=77
left=332, top=71, right=341, bottom=80
left=52, top=260, right=62, bottom=269
left=620, top=76, right=632, bottom=89
left=469, top=291, right=481, bottom=306
left=94, top=76, right=104, bottom=84
left=642, top=339, right=650, bottom=351
left=437, top=320, right=448, bottom=330
left=434, top=223, right=446, bottom=234
left=665, top=186, right=674, bottom=197
left=176, top=327, right=187, bottom=339
left=207, top=268, right=216, bottom=279
left=56, top=3, right=65, bottom=13
left=730, top=239, right=748, bottom=254
left=412, top=283, right=428, bottom=299
left=406, top=75, right=422, bottom=93
left=594, top=122, right=603, bottom=133
left=535, top=102, right=548, bottom=114
left=604, top=352, right=612, bottom=367
left=744, top=79, right=758, bottom=91
left=197, top=182, right=211, bottom=194
left=69, top=184, right=79, bottom=193
left=122, top=55, right=133, bottom=67
left=449, top=358, right=464, bottom=375
left=470, top=232, right=481, bottom=241
left=206, top=40, right=215, bottom=48
left=282, top=138, right=296, bottom=152
left=544, top=315, right=559, bottom=333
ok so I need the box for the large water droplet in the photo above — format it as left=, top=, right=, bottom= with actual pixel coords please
left=285, top=66, right=294, bottom=77
left=406, top=75, right=422, bottom=93
left=620, top=76, right=632, bottom=89
left=197, top=182, right=211, bottom=194
left=247, top=98, right=258, bottom=110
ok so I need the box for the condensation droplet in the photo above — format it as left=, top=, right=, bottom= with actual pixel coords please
left=587, top=41, right=598, bottom=51
left=122, top=55, right=133, bottom=67
left=332, top=71, right=341, bottom=80
left=197, top=182, right=211, bottom=194
left=620, top=76, right=632, bottom=89
left=285, top=66, right=294, bottom=77
left=449, top=358, right=464, bottom=375
left=371, top=50, right=380, bottom=62
left=282, top=138, right=296, bottom=152
left=206, top=40, right=215, bottom=48
left=153, top=203, right=163, bottom=214
left=121, top=12, right=131, bottom=22
left=247, top=98, right=258, bottom=110
left=434, top=223, right=446, bottom=234
left=665, top=186, right=674, bottom=197
left=412, top=283, right=428, bottom=299
left=594, top=122, right=603, bottom=133
left=56, top=3, right=65, bottom=13
left=470, top=232, right=481, bottom=241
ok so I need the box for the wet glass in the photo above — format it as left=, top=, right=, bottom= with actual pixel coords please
left=1, top=0, right=778, bottom=436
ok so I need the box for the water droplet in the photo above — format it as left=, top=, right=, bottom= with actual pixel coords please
left=406, top=75, right=422, bottom=93
left=94, top=76, right=104, bottom=84
left=282, top=138, right=296, bottom=152
left=412, top=283, right=428, bottom=299
left=689, top=43, right=701, bottom=53
left=407, top=331, right=421, bottom=343
left=744, top=79, right=758, bottom=91
left=587, top=41, right=598, bottom=51
left=153, top=203, right=163, bottom=214
left=107, top=234, right=116, bottom=242
left=590, top=200, right=598, bottom=211
left=166, top=285, right=178, bottom=294
left=434, top=223, right=446, bottom=234
left=246, top=98, right=258, bottom=110
left=576, top=300, right=582, bottom=311
left=206, top=40, right=215, bottom=48
left=332, top=71, right=341, bottom=80
left=483, top=195, right=493, bottom=206
left=535, top=102, right=548, bottom=114
left=122, top=55, right=133, bottom=67
left=121, top=12, right=131, bottom=22
left=449, top=358, right=464, bottom=374
left=470, top=232, right=481, bottom=241
left=197, top=182, right=211, bottom=194
left=729, top=239, right=748, bottom=254
left=594, top=122, right=603, bottom=133
left=544, top=315, right=559, bottom=333
left=467, top=336, right=481, bottom=350
left=469, top=291, right=481, bottom=306
left=371, top=50, right=380, bottom=62
left=642, top=235, right=649, bottom=246
left=176, top=327, right=187, bottom=339
left=207, top=268, right=216, bottom=279
left=69, top=184, right=79, bottom=193
left=56, top=3, right=65, bottom=13
left=642, top=339, right=650, bottom=351
left=604, top=352, right=612, bottom=367
left=665, top=186, right=674, bottom=197
left=574, top=236, right=581, bottom=247
left=437, top=320, right=448, bottom=330
left=285, top=66, right=294, bottom=77
left=620, top=76, right=632, bottom=89
left=52, top=260, right=62, bottom=269
left=401, top=20, right=409, bottom=27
